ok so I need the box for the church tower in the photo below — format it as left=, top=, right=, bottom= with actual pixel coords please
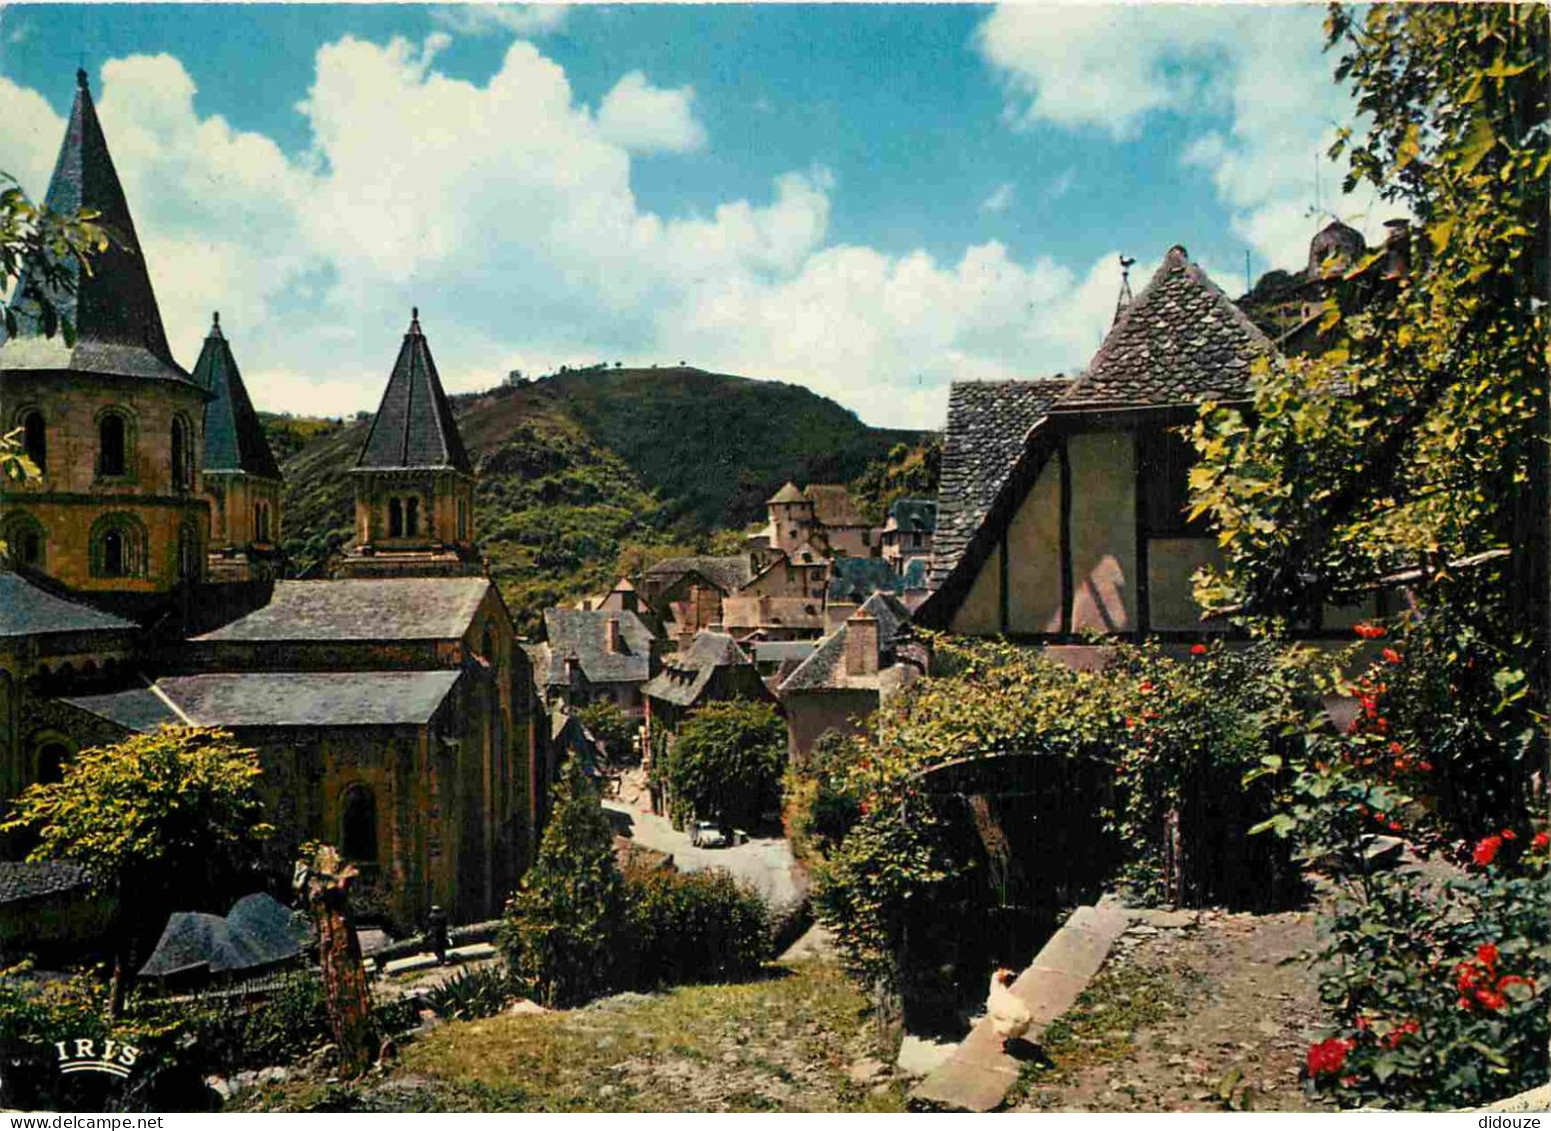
left=337, top=309, right=481, bottom=578
left=0, top=70, right=210, bottom=603
left=192, top=313, right=284, bottom=582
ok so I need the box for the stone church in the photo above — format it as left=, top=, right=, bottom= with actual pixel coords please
left=0, top=71, right=546, bottom=931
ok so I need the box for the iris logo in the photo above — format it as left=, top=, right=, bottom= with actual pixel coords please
left=53, top=1037, right=141, bottom=1079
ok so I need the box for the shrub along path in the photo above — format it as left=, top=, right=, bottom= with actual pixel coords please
left=1008, top=907, right=1336, bottom=1113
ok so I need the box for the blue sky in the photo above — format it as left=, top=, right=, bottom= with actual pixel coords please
left=0, top=3, right=1388, bottom=428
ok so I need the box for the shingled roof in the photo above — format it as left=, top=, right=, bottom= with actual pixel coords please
left=192, top=313, right=282, bottom=480
left=779, top=592, right=914, bottom=694
left=0, top=71, right=195, bottom=388
left=70, top=671, right=462, bottom=729
left=0, top=570, right=137, bottom=638
left=884, top=498, right=936, bottom=534
left=928, top=378, right=1072, bottom=588
left=541, top=608, right=655, bottom=686
left=641, top=630, right=752, bottom=707
left=1055, top=246, right=1272, bottom=410
left=0, top=861, right=90, bottom=906
left=194, top=578, right=492, bottom=642
left=805, top=484, right=867, bottom=528
left=767, top=482, right=807, bottom=505
left=355, top=309, right=472, bottom=474
left=642, top=555, right=756, bottom=594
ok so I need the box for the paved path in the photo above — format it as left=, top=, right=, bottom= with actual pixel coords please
left=603, top=801, right=805, bottom=920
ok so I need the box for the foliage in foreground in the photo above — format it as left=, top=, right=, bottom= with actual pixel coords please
left=663, top=700, right=786, bottom=831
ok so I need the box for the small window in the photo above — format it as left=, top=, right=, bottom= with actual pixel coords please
left=90, top=513, right=147, bottom=578
left=21, top=411, right=45, bottom=473
left=457, top=498, right=468, bottom=540
left=103, top=529, right=125, bottom=575
left=389, top=498, right=403, bottom=538
left=36, top=742, right=69, bottom=785
left=340, top=784, right=378, bottom=863
left=406, top=497, right=420, bottom=537
left=178, top=521, right=200, bottom=582
left=171, top=418, right=189, bottom=489
left=99, top=413, right=127, bottom=477
left=3, top=514, right=46, bottom=568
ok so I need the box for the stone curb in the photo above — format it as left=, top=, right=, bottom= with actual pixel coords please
left=909, top=900, right=1134, bottom=1112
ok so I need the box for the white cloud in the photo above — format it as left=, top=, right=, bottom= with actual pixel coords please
left=1044, top=167, right=1076, bottom=202
left=981, top=181, right=1016, bottom=213
left=596, top=71, right=707, bottom=155
left=429, top=4, right=568, bottom=38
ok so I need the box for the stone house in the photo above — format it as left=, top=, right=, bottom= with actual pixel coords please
left=879, top=498, right=936, bottom=574
left=536, top=608, right=657, bottom=720
left=750, top=481, right=875, bottom=562
left=719, top=595, right=826, bottom=642
left=917, top=243, right=1390, bottom=647
left=778, top=592, right=925, bottom=761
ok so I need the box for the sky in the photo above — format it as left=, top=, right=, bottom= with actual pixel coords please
left=0, top=2, right=1393, bottom=429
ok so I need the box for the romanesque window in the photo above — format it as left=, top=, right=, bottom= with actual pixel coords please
left=98, top=411, right=130, bottom=478
left=254, top=502, right=271, bottom=543
left=90, top=512, right=148, bottom=578
left=340, top=784, right=378, bottom=863
left=457, top=497, right=468, bottom=540
left=20, top=410, right=45, bottom=473
left=177, top=520, right=201, bottom=583
left=389, top=498, right=403, bottom=538
left=171, top=416, right=192, bottom=490
left=35, top=741, right=69, bottom=785
left=2, top=513, right=45, bottom=568
left=405, top=497, right=420, bottom=537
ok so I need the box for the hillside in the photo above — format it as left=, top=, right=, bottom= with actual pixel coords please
left=269, top=366, right=927, bottom=633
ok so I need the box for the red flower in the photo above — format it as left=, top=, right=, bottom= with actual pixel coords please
left=1190, top=643, right=1207, bottom=656
left=1387, top=741, right=1405, bottom=757
left=1381, top=647, right=1402, bottom=664
left=1497, top=974, right=1536, bottom=995
left=1532, top=832, right=1550, bottom=851
left=1388, top=821, right=1403, bottom=833
left=1476, top=989, right=1507, bottom=1012
left=1418, top=761, right=1435, bottom=773
left=1354, top=623, right=1387, bottom=640
left=1477, top=943, right=1499, bottom=967
left=1473, top=835, right=1504, bottom=867
left=1306, top=1038, right=1352, bottom=1077
left=1139, top=680, right=1155, bottom=694
left=1501, top=828, right=1517, bottom=841
left=1354, top=1015, right=1370, bottom=1032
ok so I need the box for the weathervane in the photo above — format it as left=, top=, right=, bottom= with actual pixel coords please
left=1113, top=255, right=1136, bottom=326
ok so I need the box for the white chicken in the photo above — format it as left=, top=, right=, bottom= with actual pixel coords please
left=986, top=967, right=1034, bottom=1049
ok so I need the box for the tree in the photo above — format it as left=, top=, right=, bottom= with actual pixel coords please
left=575, top=700, right=635, bottom=766
left=499, top=757, right=625, bottom=1006
left=664, top=700, right=786, bottom=832
left=1187, top=5, right=1548, bottom=786
left=294, top=843, right=376, bottom=1076
left=0, top=726, right=272, bottom=1015
left=1, top=171, right=107, bottom=345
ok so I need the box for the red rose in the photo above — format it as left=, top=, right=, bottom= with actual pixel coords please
left=1139, top=680, right=1154, bottom=694
left=1418, top=761, right=1434, bottom=772
left=1477, top=943, right=1499, bottom=967
left=1381, top=647, right=1402, bottom=664
left=1306, top=1038, right=1351, bottom=1077
left=1501, top=828, right=1517, bottom=841
left=1388, top=821, right=1403, bottom=833
left=1354, top=623, right=1387, bottom=639
left=1532, top=832, right=1550, bottom=851
left=1190, top=643, right=1207, bottom=656
left=1476, top=989, right=1507, bottom=1011
left=1473, top=835, right=1504, bottom=867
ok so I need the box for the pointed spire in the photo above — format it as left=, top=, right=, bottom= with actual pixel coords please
left=355, top=309, right=472, bottom=473
left=192, top=316, right=282, bottom=480
left=0, top=71, right=193, bottom=387
left=208, top=311, right=224, bottom=339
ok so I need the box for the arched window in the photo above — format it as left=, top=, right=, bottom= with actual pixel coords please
left=36, top=742, right=69, bottom=785
left=340, top=784, right=377, bottom=863
left=21, top=410, right=45, bottom=473
left=98, top=412, right=127, bottom=477
left=171, top=417, right=190, bottom=490
left=405, top=497, right=420, bottom=537
left=90, top=513, right=147, bottom=578
left=388, top=498, right=403, bottom=538
left=178, top=520, right=201, bottom=583
left=2, top=513, right=46, bottom=568
left=457, top=498, right=468, bottom=540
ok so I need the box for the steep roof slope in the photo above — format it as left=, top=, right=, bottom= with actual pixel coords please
left=541, top=608, right=655, bottom=685
left=192, top=314, right=282, bottom=479
left=0, top=570, right=137, bottom=638
left=355, top=309, right=472, bottom=473
left=193, top=578, right=491, bottom=642
left=0, top=71, right=193, bottom=387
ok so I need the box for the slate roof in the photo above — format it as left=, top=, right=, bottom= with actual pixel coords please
left=139, top=892, right=309, bottom=978
left=71, top=671, right=461, bottom=729
left=1055, top=246, right=1272, bottom=410
left=194, top=578, right=491, bottom=642
left=828, top=556, right=906, bottom=602
left=767, top=482, right=807, bottom=505
left=721, top=596, right=825, bottom=632
left=65, top=686, right=180, bottom=731
left=753, top=640, right=816, bottom=666
left=542, top=608, right=655, bottom=686
left=354, top=309, right=473, bottom=474
left=642, top=555, right=756, bottom=594
left=779, top=592, right=914, bottom=694
left=885, top=498, right=937, bottom=534
left=192, top=314, right=283, bottom=479
left=805, top=484, right=867, bottom=527
left=641, top=630, right=751, bottom=707
left=0, top=861, right=90, bottom=905
left=929, top=378, right=1072, bottom=588
left=0, top=72, right=195, bottom=388
left=0, top=570, right=137, bottom=638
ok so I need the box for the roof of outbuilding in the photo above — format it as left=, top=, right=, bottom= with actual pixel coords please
left=642, top=630, right=751, bottom=706
left=1054, top=246, right=1272, bottom=411
left=139, top=892, right=309, bottom=979
left=541, top=608, right=655, bottom=685
left=0, top=570, right=138, bottom=638
left=194, top=578, right=492, bottom=642
left=72, top=671, right=462, bottom=729
left=0, top=71, right=196, bottom=388
left=779, top=592, right=914, bottom=694
left=827, top=556, right=906, bottom=602
left=0, top=861, right=90, bottom=905
left=929, top=378, right=1072, bottom=588
left=354, top=309, right=473, bottom=474
left=641, top=555, right=755, bottom=594
left=885, top=498, right=937, bottom=534
left=753, top=640, right=816, bottom=665
left=192, top=314, right=283, bottom=479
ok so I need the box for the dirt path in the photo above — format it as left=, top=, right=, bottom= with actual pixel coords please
left=1011, top=909, right=1337, bottom=1113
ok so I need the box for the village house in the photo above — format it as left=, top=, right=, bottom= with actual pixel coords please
left=879, top=498, right=936, bottom=575
left=534, top=607, right=657, bottom=721
left=778, top=592, right=926, bottom=761
left=747, top=481, right=876, bottom=564
left=917, top=239, right=1404, bottom=645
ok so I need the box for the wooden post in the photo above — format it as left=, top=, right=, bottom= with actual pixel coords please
left=295, top=844, right=377, bottom=1076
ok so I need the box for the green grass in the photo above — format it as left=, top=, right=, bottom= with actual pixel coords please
left=238, top=960, right=907, bottom=1113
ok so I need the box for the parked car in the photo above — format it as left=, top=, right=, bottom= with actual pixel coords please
left=690, top=820, right=729, bottom=848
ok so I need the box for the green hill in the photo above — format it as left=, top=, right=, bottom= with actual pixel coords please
left=268, top=366, right=927, bottom=634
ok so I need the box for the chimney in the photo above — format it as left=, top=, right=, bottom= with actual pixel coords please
left=846, top=612, right=879, bottom=678
left=605, top=616, right=622, bottom=654
left=1382, top=219, right=1411, bottom=279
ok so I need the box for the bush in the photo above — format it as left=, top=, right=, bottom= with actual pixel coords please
left=421, top=965, right=527, bottom=1021
left=664, top=700, right=786, bottom=831
left=575, top=701, right=636, bottom=767
left=621, top=866, right=770, bottom=989
left=499, top=758, right=626, bottom=1007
